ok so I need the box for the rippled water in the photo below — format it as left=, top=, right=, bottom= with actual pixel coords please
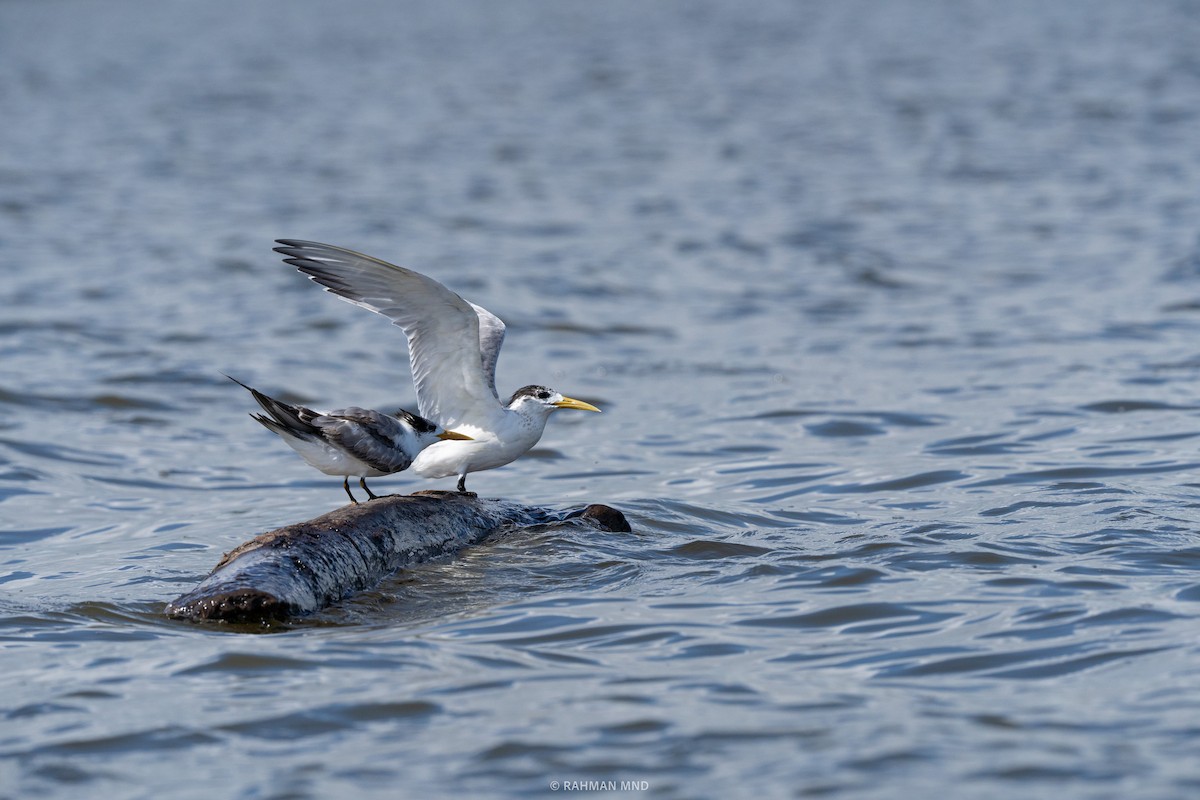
left=4, top=0, right=1200, bottom=797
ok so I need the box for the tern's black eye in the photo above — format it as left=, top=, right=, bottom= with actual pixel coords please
left=536, top=390, right=551, bottom=400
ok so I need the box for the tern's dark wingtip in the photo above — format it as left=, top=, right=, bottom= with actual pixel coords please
left=223, top=373, right=253, bottom=391
left=274, top=240, right=317, bottom=260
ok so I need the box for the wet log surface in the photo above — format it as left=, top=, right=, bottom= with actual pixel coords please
left=165, top=490, right=631, bottom=624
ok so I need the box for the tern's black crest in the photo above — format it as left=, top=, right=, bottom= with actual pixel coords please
left=396, top=409, right=438, bottom=434
left=509, top=385, right=554, bottom=403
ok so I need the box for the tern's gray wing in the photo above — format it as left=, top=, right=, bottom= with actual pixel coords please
left=274, top=240, right=506, bottom=429
left=469, top=301, right=506, bottom=402
left=316, top=407, right=416, bottom=474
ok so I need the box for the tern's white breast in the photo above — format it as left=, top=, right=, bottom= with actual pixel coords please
left=412, top=411, right=547, bottom=478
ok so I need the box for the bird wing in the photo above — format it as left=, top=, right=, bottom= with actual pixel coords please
left=274, top=240, right=506, bottom=428
left=316, top=407, right=416, bottom=473
left=227, top=374, right=323, bottom=436
left=470, top=301, right=506, bottom=402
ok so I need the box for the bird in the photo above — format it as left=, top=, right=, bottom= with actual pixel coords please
left=273, top=239, right=602, bottom=494
left=228, top=376, right=473, bottom=504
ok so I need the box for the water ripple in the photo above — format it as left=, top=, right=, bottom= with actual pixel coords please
left=5, top=1, right=1200, bottom=798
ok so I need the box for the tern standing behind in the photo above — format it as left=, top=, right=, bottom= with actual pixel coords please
left=230, top=376, right=472, bottom=503
left=274, top=240, right=601, bottom=493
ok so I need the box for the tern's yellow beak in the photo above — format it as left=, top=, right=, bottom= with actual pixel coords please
left=553, top=396, right=601, bottom=413
left=437, top=430, right=474, bottom=441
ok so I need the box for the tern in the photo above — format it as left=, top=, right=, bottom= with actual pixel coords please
left=229, top=376, right=473, bottom=503
left=274, top=240, right=602, bottom=493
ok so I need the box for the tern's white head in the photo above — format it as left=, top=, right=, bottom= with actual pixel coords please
left=505, top=385, right=601, bottom=421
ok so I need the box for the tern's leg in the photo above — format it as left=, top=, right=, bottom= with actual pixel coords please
left=343, top=477, right=359, bottom=504
left=359, top=477, right=380, bottom=501
left=456, top=474, right=468, bottom=493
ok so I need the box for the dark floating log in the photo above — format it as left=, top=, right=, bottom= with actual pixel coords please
left=166, top=490, right=631, bottom=624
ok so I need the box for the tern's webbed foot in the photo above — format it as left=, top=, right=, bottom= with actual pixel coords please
left=359, top=477, right=380, bottom=501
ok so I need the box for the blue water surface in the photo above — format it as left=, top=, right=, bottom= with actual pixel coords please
left=3, top=1, right=1200, bottom=798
